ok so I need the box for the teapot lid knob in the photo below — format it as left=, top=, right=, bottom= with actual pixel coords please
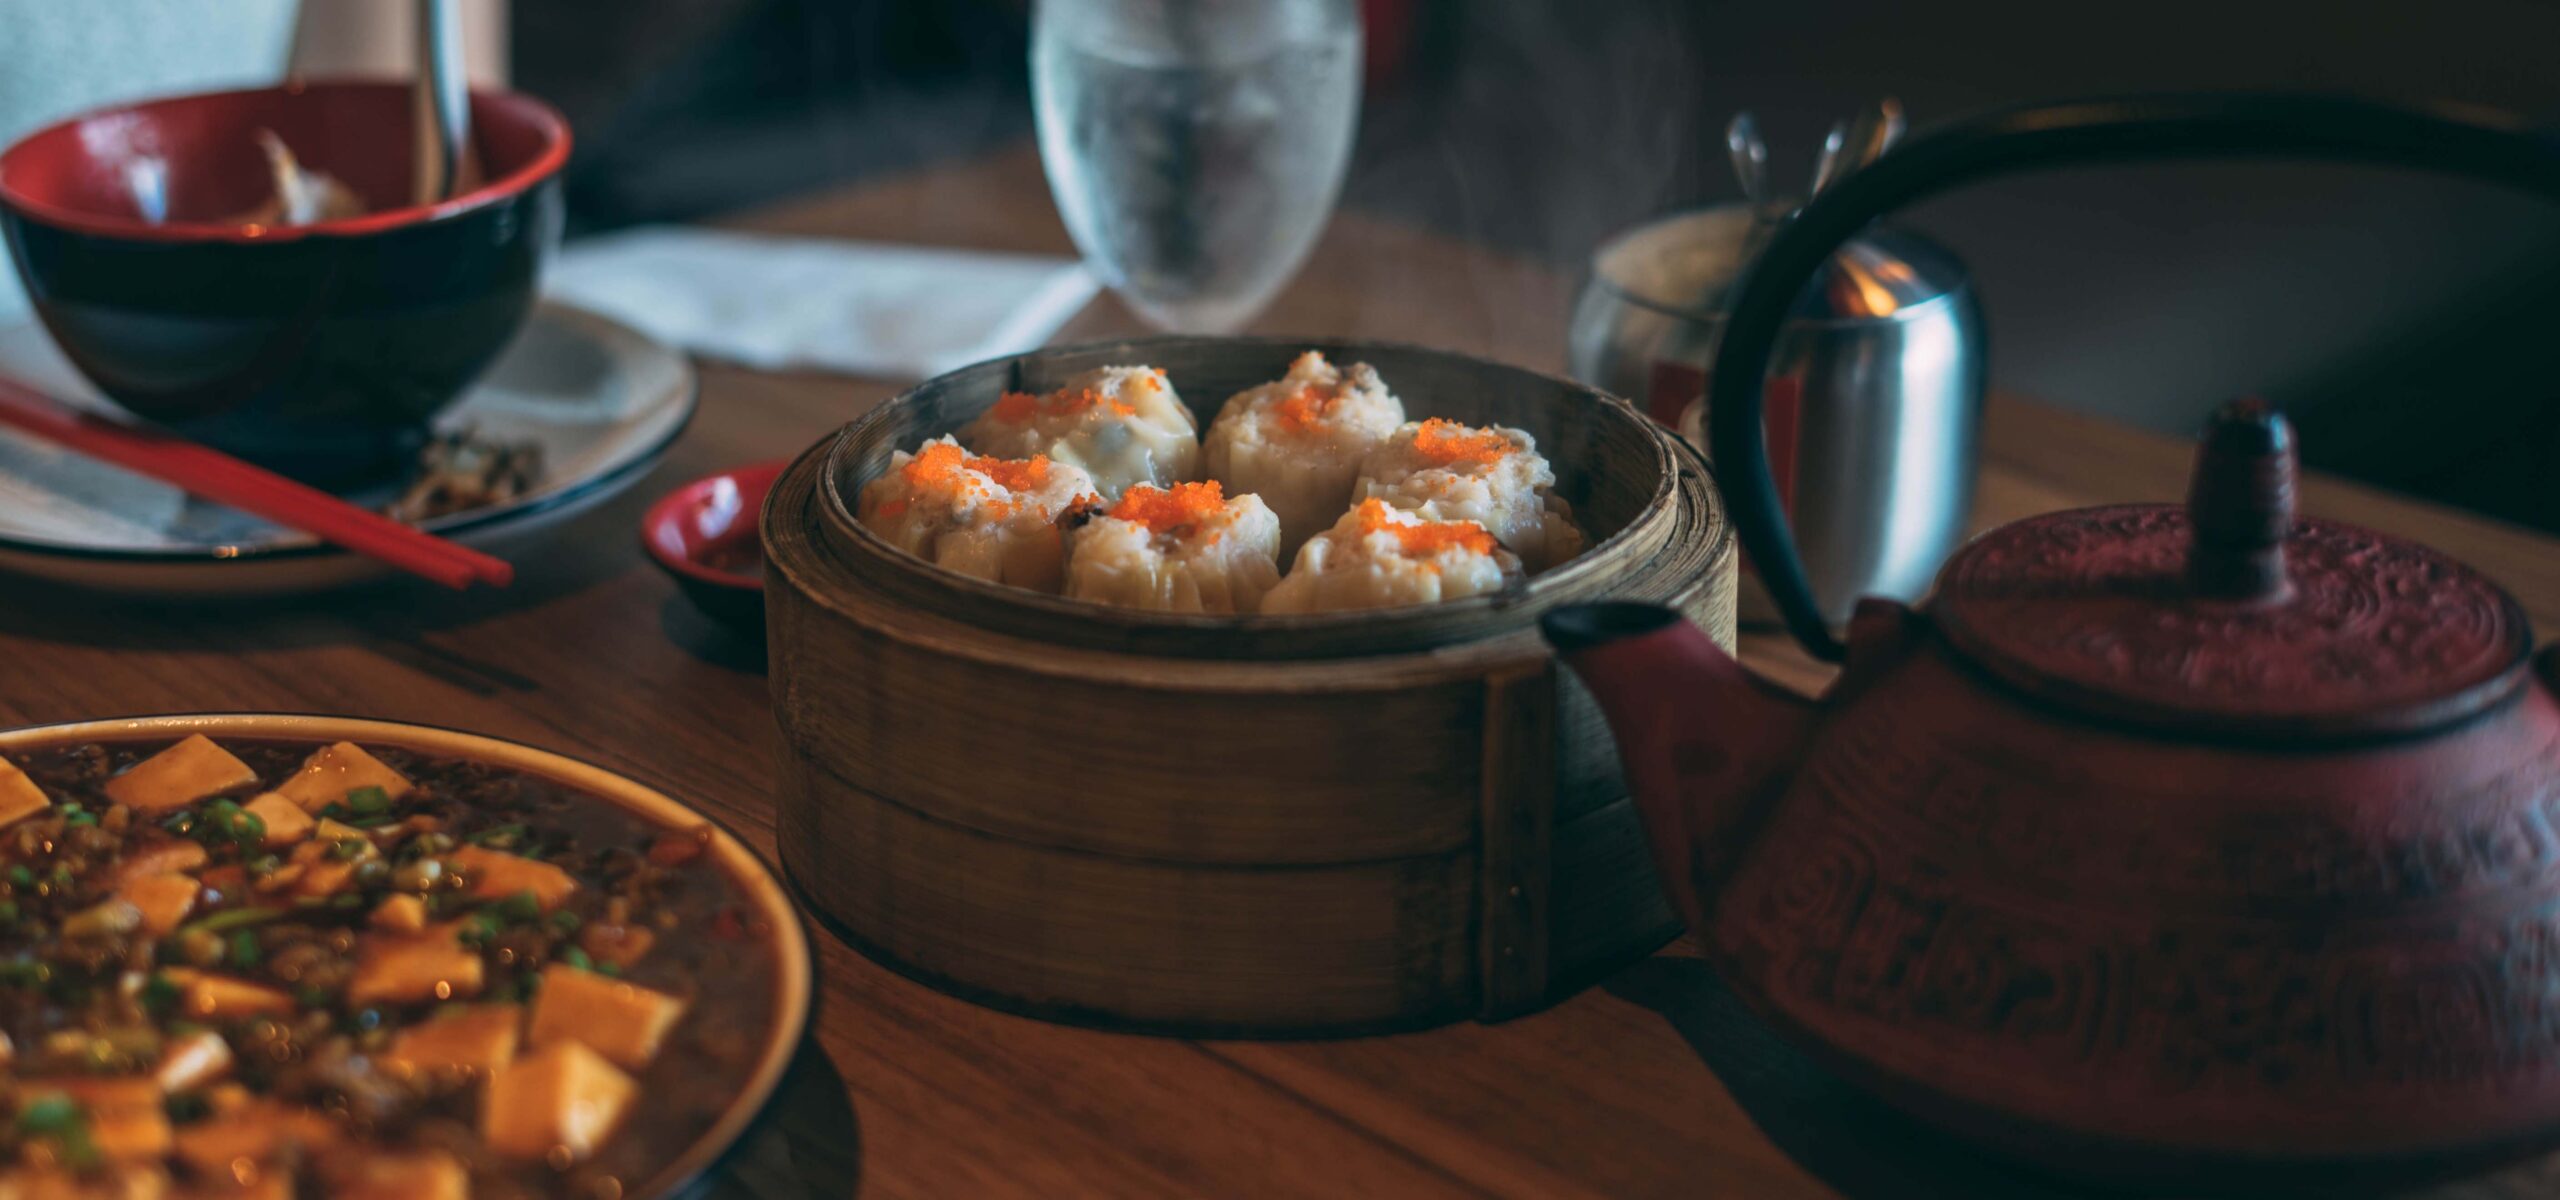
left=1930, top=393, right=2530, bottom=739
left=2185, top=399, right=2296, bottom=603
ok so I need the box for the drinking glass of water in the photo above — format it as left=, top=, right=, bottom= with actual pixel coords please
left=1033, top=0, right=1363, bottom=334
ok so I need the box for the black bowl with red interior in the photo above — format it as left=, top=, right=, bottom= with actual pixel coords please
left=0, top=80, right=569, bottom=483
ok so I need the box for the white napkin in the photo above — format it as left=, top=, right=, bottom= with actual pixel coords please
left=543, top=227, right=1101, bottom=381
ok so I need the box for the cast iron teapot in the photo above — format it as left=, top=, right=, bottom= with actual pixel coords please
left=1545, top=94, right=2560, bottom=1185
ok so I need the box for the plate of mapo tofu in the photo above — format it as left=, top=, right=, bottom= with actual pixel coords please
left=0, top=716, right=810, bottom=1200
left=852, top=350, right=1588, bottom=615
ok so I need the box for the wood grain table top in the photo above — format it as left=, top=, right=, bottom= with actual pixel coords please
left=6, top=144, right=2559, bottom=1199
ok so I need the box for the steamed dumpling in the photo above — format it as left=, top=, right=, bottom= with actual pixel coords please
left=1354, top=419, right=1586, bottom=572
left=857, top=436, right=1100, bottom=592
left=1201, top=351, right=1405, bottom=557
left=1261, top=499, right=1523, bottom=614
left=1065, top=481, right=1282, bottom=614
left=959, top=365, right=1200, bottom=500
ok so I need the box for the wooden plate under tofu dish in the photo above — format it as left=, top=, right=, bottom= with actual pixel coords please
left=0, top=716, right=812, bottom=1200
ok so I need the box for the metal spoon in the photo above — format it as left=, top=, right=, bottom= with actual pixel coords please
left=1726, top=111, right=1769, bottom=208
left=1807, top=120, right=1850, bottom=197
left=1813, top=99, right=1909, bottom=317
left=411, top=0, right=469, bottom=205
left=1838, top=96, right=1906, bottom=182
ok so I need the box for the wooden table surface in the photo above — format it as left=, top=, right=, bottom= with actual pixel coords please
left=8, top=145, right=2560, bottom=1199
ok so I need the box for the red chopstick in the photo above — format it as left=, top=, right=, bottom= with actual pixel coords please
left=0, top=378, right=513, bottom=590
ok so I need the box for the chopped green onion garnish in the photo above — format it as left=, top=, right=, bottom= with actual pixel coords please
left=467, top=823, right=529, bottom=849
left=345, top=786, right=391, bottom=815
left=494, top=891, right=541, bottom=924
left=164, top=1091, right=211, bottom=1124
left=16, top=1094, right=80, bottom=1134
left=138, top=973, right=181, bottom=1014
left=0, top=959, right=52, bottom=986
left=180, top=906, right=285, bottom=935
left=227, top=930, right=261, bottom=967
left=560, top=947, right=593, bottom=971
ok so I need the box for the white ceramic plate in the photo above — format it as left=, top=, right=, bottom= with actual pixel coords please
left=0, top=301, right=695, bottom=597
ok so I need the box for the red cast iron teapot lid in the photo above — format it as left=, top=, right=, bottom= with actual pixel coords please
left=1927, top=401, right=2532, bottom=740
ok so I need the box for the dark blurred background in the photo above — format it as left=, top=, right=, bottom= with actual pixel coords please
left=513, top=0, right=2560, bottom=533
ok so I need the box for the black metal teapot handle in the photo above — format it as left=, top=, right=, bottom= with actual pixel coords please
left=1712, top=93, right=2560, bottom=662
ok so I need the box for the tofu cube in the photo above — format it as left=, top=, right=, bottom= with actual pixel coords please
left=279, top=818, right=383, bottom=898
left=449, top=845, right=578, bottom=911
left=162, top=970, right=296, bottom=1021
left=526, top=965, right=686, bottom=1071
left=115, top=875, right=200, bottom=937
left=274, top=742, right=411, bottom=813
left=108, top=841, right=206, bottom=889
left=153, top=1030, right=233, bottom=1093
left=481, top=1041, right=635, bottom=1162
left=385, top=1004, right=522, bottom=1074
left=170, top=1103, right=337, bottom=1175
left=99, top=736, right=256, bottom=812
left=20, top=1079, right=168, bottom=1163
left=348, top=922, right=486, bottom=1008
left=331, top=1149, right=466, bottom=1200
left=241, top=794, right=313, bottom=847
left=368, top=894, right=428, bottom=936
left=184, top=1169, right=292, bottom=1200
left=311, top=818, right=379, bottom=855
left=0, top=758, right=48, bottom=829
left=85, top=1108, right=172, bottom=1164
left=0, top=1164, right=172, bottom=1200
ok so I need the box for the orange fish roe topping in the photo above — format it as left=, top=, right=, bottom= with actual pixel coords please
left=895, top=442, right=1059, bottom=519
left=1350, top=499, right=1497, bottom=558
left=974, top=454, right=1053, bottom=493
left=989, top=386, right=1134, bottom=424
left=1271, top=385, right=1340, bottom=436
left=896, top=440, right=976, bottom=492
left=1409, top=419, right=1516, bottom=472
left=990, top=391, right=1041, bottom=423
left=1107, top=480, right=1229, bottom=535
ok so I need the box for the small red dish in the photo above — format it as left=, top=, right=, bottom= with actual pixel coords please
left=643, top=460, right=784, bottom=632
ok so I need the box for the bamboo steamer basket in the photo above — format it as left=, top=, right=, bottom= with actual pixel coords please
left=764, top=337, right=1737, bottom=1035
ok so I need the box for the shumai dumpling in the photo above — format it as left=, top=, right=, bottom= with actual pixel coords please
left=1065, top=481, right=1282, bottom=614
left=1201, top=351, right=1406, bottom=557
left=959, top=365, right=1199, bottom=501
left=1261, top=499, right=1523, bottom=614
left=857, top=437, right=1099, bottom=592
left=1354, top=418, right=1586, bottom=572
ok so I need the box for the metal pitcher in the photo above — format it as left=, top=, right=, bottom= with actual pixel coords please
left=1567, top=203, right=1985, bottom=628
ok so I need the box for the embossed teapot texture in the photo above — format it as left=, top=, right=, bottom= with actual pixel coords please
left=1545, top=400, right=2560, bottom=1181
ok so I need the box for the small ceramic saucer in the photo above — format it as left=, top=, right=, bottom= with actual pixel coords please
left=643, top=460, right=783, bottom=634
left=0, top=301, right=696, bottom=597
